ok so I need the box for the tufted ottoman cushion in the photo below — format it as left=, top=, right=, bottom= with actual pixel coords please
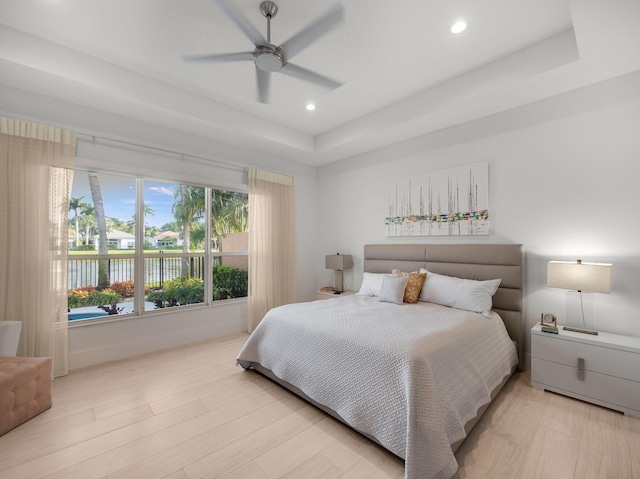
left=0, top=357, right=52, bottom=436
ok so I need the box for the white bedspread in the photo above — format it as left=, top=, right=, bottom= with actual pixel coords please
left=237, top=295, right=518, bottom=479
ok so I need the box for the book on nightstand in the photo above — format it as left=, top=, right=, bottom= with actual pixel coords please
left=541, top=326, right=559, bottom=334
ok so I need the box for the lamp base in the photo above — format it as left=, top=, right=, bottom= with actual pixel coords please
left=334, top=270, right=344, bottom=293
left=563, top=326, right=598, bottom=335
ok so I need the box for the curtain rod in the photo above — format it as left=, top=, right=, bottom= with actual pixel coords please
left=75, top=133, right=247, bottom=173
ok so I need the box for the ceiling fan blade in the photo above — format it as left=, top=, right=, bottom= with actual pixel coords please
left=280, top=2, right=344, bottom=60
left=280, top=63, right=343, bottom=90
left=213, top=0, right=267, bottom=46
left=256, top=67, right=271, bottom=103
left=182, top=52, right=253, bottom=63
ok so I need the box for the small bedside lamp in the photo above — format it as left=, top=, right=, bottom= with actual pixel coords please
left=547, top=259, right=613, bottom=335
left=325, top=253, right=353, bottom=293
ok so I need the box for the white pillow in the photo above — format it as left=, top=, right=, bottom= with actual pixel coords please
left=418, top=269, right=501, bottom=317
left=357, top=272, right=387, bottom=297
left=378, top=274, right=409, bottom=305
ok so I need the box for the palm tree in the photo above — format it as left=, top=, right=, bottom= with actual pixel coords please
left=143, top=203, right=155, bottom=223
left=142, top=204, right=155, bottom=249
left=189, top=223, right=206, bottom=250
left=125, top=220, right=135, bottom=234
left=172, top=185, right=205, bottom=276
left=107, top=216, right=127, bottom=232
left=80, top=203, right=95, bottom=246
left=144, top=225, right=159, bottom=245
left=132, top=203, right=155, bottom=230
left=69, top=196, right=85, bottom=248
left=88, top=172, right=110, bottom=289
left=211, top=190, right=248, bottom=250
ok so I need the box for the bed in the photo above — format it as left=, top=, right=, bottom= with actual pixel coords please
left=237, top=243, right=524, bottom=479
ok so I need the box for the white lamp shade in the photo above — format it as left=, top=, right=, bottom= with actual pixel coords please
left=325, top=254, right=353, bottom=270
left=547, top=260, right=612, bottom=293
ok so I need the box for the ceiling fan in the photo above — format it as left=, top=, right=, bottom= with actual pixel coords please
left=182, top=0, right=344, bottom=104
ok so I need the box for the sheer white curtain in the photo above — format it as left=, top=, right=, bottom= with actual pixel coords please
left=0, top=117, right=75, bottom=377
left=247, top=169, right=296, bottom=332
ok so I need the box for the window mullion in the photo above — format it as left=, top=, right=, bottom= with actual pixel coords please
left=204, top=187, right=212, bottom=305
left=135, top=177, right=145, bottom=315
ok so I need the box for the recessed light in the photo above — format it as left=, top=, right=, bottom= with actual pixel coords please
left=306, top=103, right=316, bottom=111
left=450, top=20, right=467, bottom=34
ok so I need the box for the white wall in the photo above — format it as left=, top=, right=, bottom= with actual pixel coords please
left=69, top=301, right=246, bottom=369
left=317, top=71, right=640, bottom=369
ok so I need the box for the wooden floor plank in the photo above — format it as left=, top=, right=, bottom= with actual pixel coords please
left=1, top=400, right=209, bottom=478
left=0, top=334, right=637, bottom=479
left=253, top=416, right=342, bottom=478
left=106, top=395, right=311, bottom=479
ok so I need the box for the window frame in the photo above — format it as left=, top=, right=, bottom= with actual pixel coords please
left=67, top=170, right=248, bottom=326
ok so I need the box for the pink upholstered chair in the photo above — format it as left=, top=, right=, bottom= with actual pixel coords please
left=0, top=321, right=53, bottom=436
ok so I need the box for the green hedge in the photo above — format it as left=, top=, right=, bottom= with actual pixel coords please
left=147, top=265, right=248, bottom=308
left=68, top=287, right=123, bottom=309
left=147, top=276, right=204, bottom=308
left=69, top=265, right=248, bottom=311
left=212, top=264, right=248, bottom=300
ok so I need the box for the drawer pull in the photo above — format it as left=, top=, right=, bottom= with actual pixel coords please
left=577, top=357, right=585, bottom=380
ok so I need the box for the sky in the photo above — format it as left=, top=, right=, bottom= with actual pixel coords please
left=69, top=172, right=179, bottom=228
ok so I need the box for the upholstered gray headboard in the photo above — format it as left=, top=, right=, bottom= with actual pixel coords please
left=364, top=243, right=525, bottom=369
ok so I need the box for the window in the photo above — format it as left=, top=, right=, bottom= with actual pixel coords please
left=67, top=171, right=248, bottom=322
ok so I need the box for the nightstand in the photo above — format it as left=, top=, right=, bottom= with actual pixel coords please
left=315, top=290, right=354, bottom=301
left=531, top=323, right=640, bottom=418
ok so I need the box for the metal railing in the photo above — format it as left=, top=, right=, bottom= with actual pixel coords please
left=68, top=255, right=211, bottom=289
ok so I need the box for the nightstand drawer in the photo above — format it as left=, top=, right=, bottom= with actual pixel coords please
left=532, top=334, right=640, bottom=383
left=532, top=358, right=640, bottom=415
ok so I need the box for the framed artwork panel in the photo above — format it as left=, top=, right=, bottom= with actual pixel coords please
left=385, top=161, right=489, bottom=237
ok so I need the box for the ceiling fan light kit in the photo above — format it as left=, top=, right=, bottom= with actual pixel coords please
left=253, top=44, right=285, bottom=73
left=182, top=0, right=344, bottom=103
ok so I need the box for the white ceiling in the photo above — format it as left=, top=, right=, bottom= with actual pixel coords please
left=1, top=0, right=640, bottom=167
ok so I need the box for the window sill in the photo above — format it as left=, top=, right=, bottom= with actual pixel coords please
left=67, top=297, right=247, bottom=328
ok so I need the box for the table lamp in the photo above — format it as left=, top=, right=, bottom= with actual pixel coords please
left=547, top=259, right=612, bottom=335
left=325, top=253, right=353, bottom=293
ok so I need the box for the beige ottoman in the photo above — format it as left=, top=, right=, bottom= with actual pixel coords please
left=0, top=357, right=52, bottom=436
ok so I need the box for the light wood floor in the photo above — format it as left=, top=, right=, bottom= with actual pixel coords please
left=1, top=333, right=639, bottom=479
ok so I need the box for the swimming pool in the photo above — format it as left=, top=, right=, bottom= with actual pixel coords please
left=68, top=311, right=108, bottom=321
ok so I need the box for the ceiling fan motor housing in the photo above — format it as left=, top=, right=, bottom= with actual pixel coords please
left=253, top=44, right=285, bottom=72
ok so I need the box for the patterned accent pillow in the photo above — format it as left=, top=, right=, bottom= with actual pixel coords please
left=403, top=272, right=427, bottom=304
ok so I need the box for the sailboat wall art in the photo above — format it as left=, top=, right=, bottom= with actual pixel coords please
left=385, top=162, right=489, bottom=237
